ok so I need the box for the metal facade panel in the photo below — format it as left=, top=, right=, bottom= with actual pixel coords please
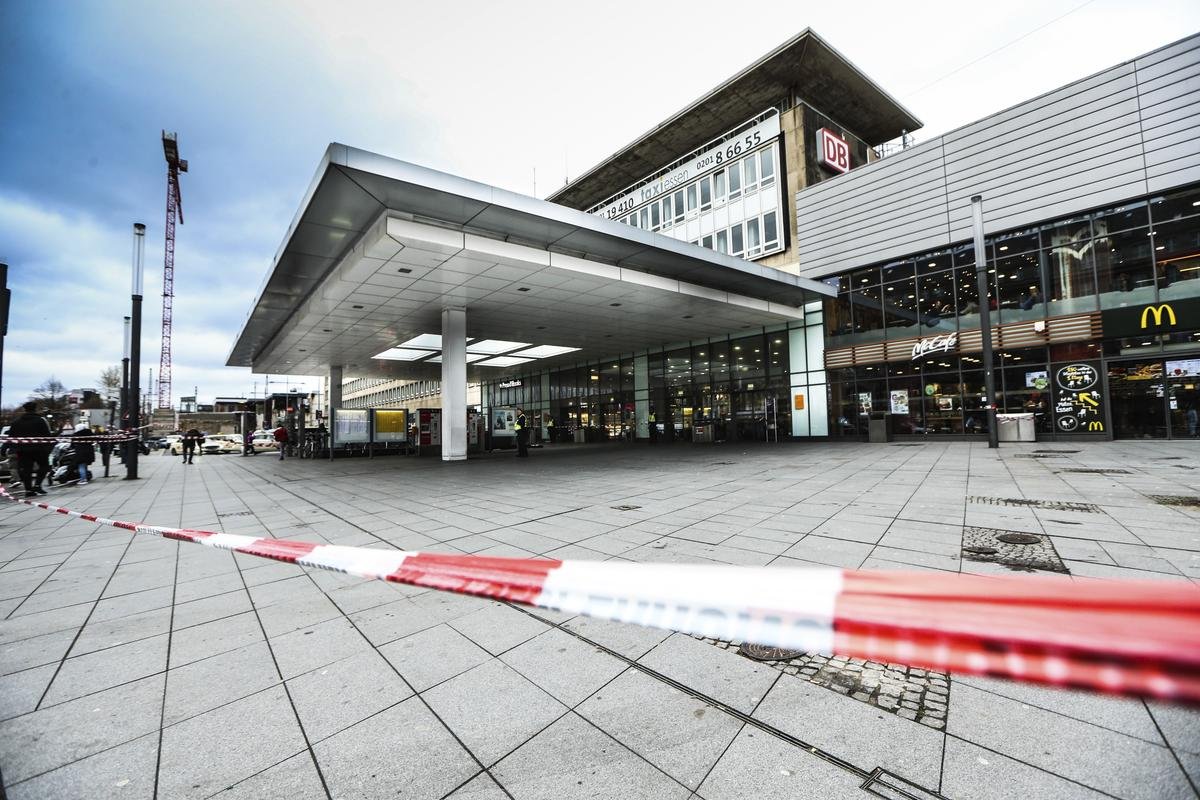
left=793, top=34, right=1200, bottom=280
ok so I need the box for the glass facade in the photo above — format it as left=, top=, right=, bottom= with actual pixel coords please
left=825, top=184, right=1200, bottom=439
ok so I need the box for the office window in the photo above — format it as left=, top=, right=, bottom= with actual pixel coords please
left=746, top=218, right=761, bottom=256
left=716, top=229, right=728, bottom=254
left=731, top=223, right=744, bottom=256
left=662, top=198, right=673, bottom=228
left=728, top=161, right=742, bottom=200
left=640, top=207, right=649, bottom=229
left=700, top=177, right=712, bottom=210
left=651, top=203, right=660, bottom=230
left=714, top=170, right=726, bottom=202
left=744, top=154, right=758, bottom=189
left=673, top=189, right=685, bottom=223
left=763, top=211, right=778, bottom=247
left=686, top=184, right=697, bottom=215
left=760, top=148, right=775, bottom=184
left=702, top=234, right=713, bottom=249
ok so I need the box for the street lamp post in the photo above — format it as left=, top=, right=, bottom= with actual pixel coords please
left=127, top=223, right=145, bottom=479
left=121, top=315, right=131, bottom=462
left=971, top=196, right=1000, bottom=449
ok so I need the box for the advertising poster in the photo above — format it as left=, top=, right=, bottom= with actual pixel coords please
left=1052, top=362, right=1105, bottom=433
left=491, top=407, right=516, bottom=437
left=889, top=390, right=909, bottom=415
left=1025, top=370, right=1049, bottom=389
left=857, top=392, right=872, bottom=415
left=1166, top=358, right=1200, bottom=378
left=332, top=409, right=370, bottom=444
left=372, top=409, right=408, bottom=442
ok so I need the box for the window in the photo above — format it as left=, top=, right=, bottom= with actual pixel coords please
left=686, top=184, right=697, bottom=215
left=662, top=198, right=673, bottom=228
left=728, top=162, right=742, bottom=200
left=700, top=177, right=712, bottom=210
left=673, top=190, right=685, bottom=223
left=716, top=229, right=728, bottom=254
left=996, top=249, right=1046, bottom=323
left=743, top=154, right=758, bottom=189
left=701, top=234, right=713, bottom=249
left=731, top=223, right=744, bottom=256
left=650, top=203, right=660, bottom=230
left=1044, top=217, right=1098, bottom=315
left=639, top=207, right=649, bottom=229
left=763, top=211, right=778, bottom=248
left=1152, top=217, right=1200, bottom=300
left=760, top=148, right=775, bottom=185
left=1096, top=227, right=1155, bottom=309
left=714, top=170, right=726, bottom=203
left=746, top=218, right=761, bottom=255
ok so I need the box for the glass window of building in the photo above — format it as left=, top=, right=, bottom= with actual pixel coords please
left=1153, top=218, right=1200, bottom=300
left=763, top=211, right=778, bottom=249
left=1044, top=215, right=1098, bottom=315
left=850, top=277, right=885, bottom=344
left=760, top=148, right=775, bottom=185
left=686, top=184, right=697, bottom=215
left=884, top=275, right=919, bottom=335
left=917, top=270, right=956, bottom=330
left=691, top=343, right=711, bottom=383
left=744, top=154, right=758, bottom=189
left=826, top=277, right=853, bottom=343
left=746, top=218, right=761, bottom=256
left=651, top=203, right=661, bottom=230
left=709, top=339, right=730, bottom=382
left=996, top=248, right=1046, bottom=323
left=1093, top=201, right=1149, bottom=236
left=728, top=161, right=742, bottom=200
left=731, top=223, right=744, bottom=256
left=882, top=259, right=914, bottom=283
left=714, top=170, right=726, bottom=202
left=701, top=234, right=713, bottom=249
left=1096, top=227, right=1155, bottom=309
left=666, top=347, right=691, bottom=388
left=1149, top=184, right=1200, bottom=224
left=673, top=189, right=685, bottom=223
left=918, top=251, right=952, bottom=275
left=700, top=177, right=712, bottom=210
left=716, top=229, right=728, bottom=254
left=639, top=207, right=649, bottom=229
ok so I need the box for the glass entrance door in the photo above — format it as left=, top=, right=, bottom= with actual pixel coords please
left=1108, top=361, right=1167, bottom=439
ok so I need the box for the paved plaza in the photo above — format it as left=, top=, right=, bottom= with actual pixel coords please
left=0, top=440, right=1198, bottom=799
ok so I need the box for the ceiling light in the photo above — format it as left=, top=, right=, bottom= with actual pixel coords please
left=373, top=348, right=434, bottom=361
left=400, top=334, right=442, bottom=349
left=928, top=261, right=937, bottom=266
left=477, top=356, right=535, bottom=368
left=999, top=246, right=1008, bottom=251
left=512, top=345, right=580, bottom=359
left=467, top=339, right=531, bottom=355
left=425, top=353, right=487, bottom=364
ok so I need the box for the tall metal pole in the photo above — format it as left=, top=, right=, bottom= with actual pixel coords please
left=121, top=316, right=131, bottom=460
left=127, top=223, right=145, bottom=479
left=0, top=263, right=9, bottom=410
left=971, top=196, right=1000, bottom=449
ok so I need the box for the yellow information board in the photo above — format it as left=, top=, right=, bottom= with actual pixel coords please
left=373, top=409, right=408, bottom=442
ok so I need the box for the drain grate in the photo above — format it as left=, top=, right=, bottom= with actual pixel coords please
left=1148, top=495, right=1200, bottom=508
left=861, top=767, right=948, bottom=800
left=1056, top=468, right=1132, bottom=475
left=967, top=496, right=1100, bottom=513
left=611, top=504, right=642, bottom=511
left=217, top=511, right=254, bottom=518
left=962, top=527, right=1068, bottom=573
left=738, top=643, right=805, bottom=662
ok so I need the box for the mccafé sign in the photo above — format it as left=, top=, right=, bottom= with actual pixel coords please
left=911, top=332, right=958, bottom=360
left=1101, top=296, right=1196, bottom=338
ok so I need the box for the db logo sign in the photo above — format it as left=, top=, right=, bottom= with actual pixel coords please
left=818, top=128, right=851, bottom=174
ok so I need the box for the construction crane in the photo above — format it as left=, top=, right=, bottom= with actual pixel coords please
left=157, top=131, right=187, bottom=409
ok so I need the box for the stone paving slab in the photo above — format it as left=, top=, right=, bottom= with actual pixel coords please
left=1, top=440, right=1199, bottom=798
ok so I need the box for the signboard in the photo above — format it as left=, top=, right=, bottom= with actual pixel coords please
left=332, top=408, right=370, bottom=445
left=911, top=332, right=957, bottom=360
left=817, top=128, right=851, bottom=174
left=593, top=113, right=781, bottom=220
left=498, top=379, right=523, bottom=389
left=793, top=393, right=805, bottom=410
left=1052, top=362, right=1105, bottom=433
left=858, top=392, right=872, bottom=414
left=491, top=407, right=517, bottom=438
left=1025, top=370, right=1049, bottom=389
left=889, top=390, right=909, bottom=415
left=372, top=409, right=408, bottom=443
left=1101, top=296, right=1198, bottom=339
left=1166, top=358, right=1200, bottom=377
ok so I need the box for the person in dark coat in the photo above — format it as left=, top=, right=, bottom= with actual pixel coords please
left=72, top=424, right=96, bottom=485
left=182, top=428, right=203, bottom=464
left=514, top=408, right=529, bottom=458
left=9, top=402, right=51, bottom=495
left=273, top=424, right=289, bottom=460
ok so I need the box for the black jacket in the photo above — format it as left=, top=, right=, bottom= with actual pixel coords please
left=72, top=429, right=95, bottom=464
left=9, top=412, right=52, bottom=453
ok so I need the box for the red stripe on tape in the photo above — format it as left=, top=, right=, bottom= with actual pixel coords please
left=235, top=538, right=319, bottom=563
left=388, top=552, right=561, bottom=604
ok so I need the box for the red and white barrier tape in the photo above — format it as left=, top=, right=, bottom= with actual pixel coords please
left=2, top=485, right=1197, bottom=704
left=2, top=431, right=144, bottom=444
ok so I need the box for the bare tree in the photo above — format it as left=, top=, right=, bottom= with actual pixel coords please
left=30, top=377, right=71, bottom=430
left=98, top=365, right=121, bottom=403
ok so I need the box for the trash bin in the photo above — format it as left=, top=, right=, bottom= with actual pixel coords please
left=573, top=428, right=586, bottom=444
left=996, top=413, right=1036, bottom=442
left=868, top=412, right=892, bottom=443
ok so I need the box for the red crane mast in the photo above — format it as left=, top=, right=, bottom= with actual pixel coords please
left=158, top=131, right=186, bottom=409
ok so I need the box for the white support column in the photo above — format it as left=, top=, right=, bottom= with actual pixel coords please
left=329, top=365, right=343, bottom=412
left=441, top=307, right=468, bottom=461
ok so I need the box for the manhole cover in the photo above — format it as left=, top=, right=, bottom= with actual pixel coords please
left=967, top=496, right=1100, bottom=513
left=611, top=504, right=642, bottom=511
left=737, top=643, right=805, bottom=662
left=995, top=533, right=1041, bottom=544
left=1056, top=468, right=1132, bottom=475
left=962, top=528, right=1069, bottom=573
left=1148, top=495, right=1200, bottom=508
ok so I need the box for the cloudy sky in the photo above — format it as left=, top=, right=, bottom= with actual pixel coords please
left=2, top=0, right=1197, bottom=408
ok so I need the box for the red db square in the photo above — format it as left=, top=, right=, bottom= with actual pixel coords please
left=818, top=128, right=851, bottom=174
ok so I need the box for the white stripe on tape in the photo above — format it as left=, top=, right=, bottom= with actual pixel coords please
left=206, top=533, right=261, bottom=551
left=302, top=545, right=412, bottom=578
left=536, top=563, right=843, bottom=654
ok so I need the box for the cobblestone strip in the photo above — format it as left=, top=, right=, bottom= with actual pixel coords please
left=695, top=636, right=950, bottom=730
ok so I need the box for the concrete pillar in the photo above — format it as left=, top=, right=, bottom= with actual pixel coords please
left=634, top=354, right=649, bottom=440
left=441, top=307, right=467, bottom=461
left=329, top=365, right=343, bottom=413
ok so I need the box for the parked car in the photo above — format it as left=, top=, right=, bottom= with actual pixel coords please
left=201, top=434, right=242, bottom=455
left=165, top=435, right=185, bottom=455
left=250, top=430, right=277, bottom=453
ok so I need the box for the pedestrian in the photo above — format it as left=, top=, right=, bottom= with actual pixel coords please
left=545, top=415, right=554, bottom=444
left=1187, top=403, right=1198, bottom=438
left=182, top=428, right=203, bottom=464
left=243, top=428, right=255, bottom=456
left=274, top=423, right=289, bottom=460
left=97, top=427, right=113, bottom=478
left=514, top=408, right=528, bottom=458
left=9, top=402, right=51, bottom=496
left=71, top=424, right=95, bottom=485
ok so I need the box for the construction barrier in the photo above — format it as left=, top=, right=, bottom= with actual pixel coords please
left=1, top=484, right=1197, bottom=705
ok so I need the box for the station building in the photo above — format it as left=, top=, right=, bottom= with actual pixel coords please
left=229, top=30, right=1200, bottom=456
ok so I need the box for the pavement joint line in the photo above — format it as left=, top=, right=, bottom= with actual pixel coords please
left=1142, top=696, right=1200, bottom=798
left=940, top=732, right=1128, bottom=800
left=206, top=460, right=521, bottom=800
left=198, top=746, right=311, bottom=800
left=151, top=523, right=182, bottom=800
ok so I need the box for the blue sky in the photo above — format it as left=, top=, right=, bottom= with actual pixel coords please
left=3, top=0, right=1198, bottom=408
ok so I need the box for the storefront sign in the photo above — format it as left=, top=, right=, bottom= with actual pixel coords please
left=498, top=379, right=523, bottom=389
left=1101, top=296, right=1197, bottom=338
left=794, top=393, right=805, bottom=410
left=889, top=390, right=909, bottom=415
left=817, top=128, right=851, bottom=174
left=593, top=113, right=781, bottom=220
left=910, top=332, right=957, bottom=360
left=1052, top=362, right=1105, bottom=433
